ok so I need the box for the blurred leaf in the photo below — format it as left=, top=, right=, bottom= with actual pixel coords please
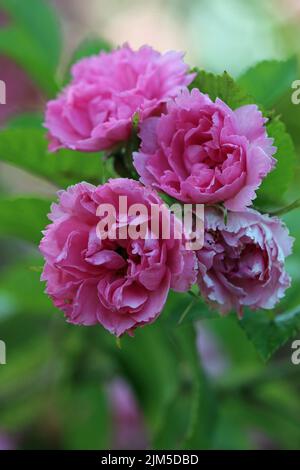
left=0, top=26, right=57, bottom=95
left=152, top=325, right=217, bottom=450
left=62, top=385, right=110, bottom=450
left=239, top=306, right=300, bottom=361
left=0, top=195, right=50, bottom=244
left=0, top=128, right=114, bottom=187
left=0, top=0, right=61, bottom=95
left=114, top=321, right=178, bottom=436
left=115, top=316, right=217, bottom=449
left=213, top=396, right=300, bottom=450
left=255, top=117, right=296, bottom=208
left=212, top=402, right=252, bottom=450
left=204, top=316, right=261, bottom=369
left=0, top=258, right=57, bottom=319
left=288, top=216, right=300, bottom=253
left=275, top=88, right=300, bottom=148
left=7, top=113, right=43, bottom=128
left=0, top=336, right=56, bottom=429
left=0, top=0, right=61, bottom=69
left=190, top=69, right=253, bottom=109
left=238, top=58, right=298, bottom=109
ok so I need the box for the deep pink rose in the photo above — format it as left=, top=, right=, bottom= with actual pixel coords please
left=40, top=179, right=196, bottom=336
left=196, top=208, right=293, bottom=315
left=45, top=44, right=194, bottom=152
left=134, top=88, right=276, bottom=211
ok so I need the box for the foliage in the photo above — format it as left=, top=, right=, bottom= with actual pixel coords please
left=0, top=0, right=61, bottom=95
left=237, top=58, right=298, bottom=109
left=0, top=0, right=300, bottom=451
left=0, top=127, right=114, bottom=188
left=189, top=69, right=253, bottom=109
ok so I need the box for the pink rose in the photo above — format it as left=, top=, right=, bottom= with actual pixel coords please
left=39, top=179, right=196, bottom=336
left=134, top=88, right=276, bottom=211
left=0, top=432, right=16, bottom=450
left=45, top=44, right=194, bottom=152
left=196, top=208, right=293, bottom=315
left=107, top=378, right=149, bottom=450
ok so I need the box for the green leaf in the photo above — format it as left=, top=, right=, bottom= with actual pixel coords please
left=7, top=113, right=43, bottom=128
left=0, top=258, right=57, bottom=319
left=239, top=306, right=300, bottom=361
left=62, top=385, right=110, bottom=450
left=0, top=195, right=51, bottom=244
left=0, top=127, right=114, bottom=188
left=114, top=321, right=179, bottom=436
left=150, top=324, right=217, bottom=449
left=275, top=88, right=300, bottom=148
left=283, top=207, right=300, bottom=258
left=238, top=58, right=298, bottom=109
left=0, top=0, right=61, bottom=95
left=0, top=0, right=61, bottom=69
left=0, top=336, right=55, bottom=428
left=255, top=117, right=296, bottom=208
left=190, top=69, right=253, bottom=109
left=114, top=313, right=217, bottom=449
left=0, top=26, right=57, bottom=96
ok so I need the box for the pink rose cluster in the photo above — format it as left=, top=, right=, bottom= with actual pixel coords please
left=41, top=44, right=293, bottom=336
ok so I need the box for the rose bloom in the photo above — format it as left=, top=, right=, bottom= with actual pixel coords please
left=0, top=432, right=16, bottom=451
left=45, top=44, right=194, bottom=152
left=196, top=208, right=293, bottom=315
left=108, top=378, right=148, bottom=450
left=134, top=88, right=276, bottom=211
left=40, top=179, right=196, bottom=336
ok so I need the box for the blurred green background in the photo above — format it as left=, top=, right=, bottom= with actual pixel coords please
left=0, top=0, right=300, bottom=450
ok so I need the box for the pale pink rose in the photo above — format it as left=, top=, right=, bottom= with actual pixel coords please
left=107, top=378, right=149, bottom=450
left=196, top=208, right=293, bottom=315
left=0, top=432, right=16, bottom=451
left=134, top=88, right=276, bottom=211
left=196, top=324, right=229, bottom=378
left=39, top=179, right=196, bottom=336
left=45, top=44, right=194, bottom=152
